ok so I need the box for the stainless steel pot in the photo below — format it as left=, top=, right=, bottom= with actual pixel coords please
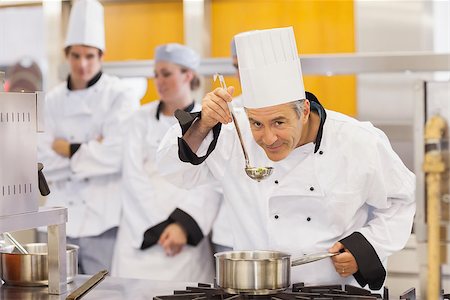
left=214, top=250, right=339, bottom=295
left=0, top=243, right=78, bottom=286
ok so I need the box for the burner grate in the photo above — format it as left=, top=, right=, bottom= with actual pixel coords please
left=154, top=283, right=388, bottom=300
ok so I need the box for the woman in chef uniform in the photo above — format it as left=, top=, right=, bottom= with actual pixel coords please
left=156, top=28, right=416, bottom=291
left=111, top=43, right=220, bottom=282
left=38, top=0, right=139, bottom=274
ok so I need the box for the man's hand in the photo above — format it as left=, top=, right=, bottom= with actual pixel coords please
left=198, top=86, right=235, bottom=132
left=158, top=223, right=188, bottom=257
left=329, top=242, right=358, bottom=277
left=52, top=138, right=71, bottom=158
left=182, top=86, right=235, bottom=153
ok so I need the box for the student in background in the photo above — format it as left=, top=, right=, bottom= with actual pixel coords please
left=112, top=43, right=219, bottom=282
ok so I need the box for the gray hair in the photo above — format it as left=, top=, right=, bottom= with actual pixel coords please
left=290, top=99, right=306, bottom=118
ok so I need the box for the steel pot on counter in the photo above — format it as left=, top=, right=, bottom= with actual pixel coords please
left=214, top=250, right=339, bottom=295
left=0, top=243, right=78, bottom=286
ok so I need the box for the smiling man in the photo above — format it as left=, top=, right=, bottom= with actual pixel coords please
left=38, top=0, right=138, bottom=274
left=156, top=27, right=415, bottom=291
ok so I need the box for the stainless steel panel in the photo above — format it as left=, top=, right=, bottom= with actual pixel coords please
left=0, top=92, right=38, bottom=217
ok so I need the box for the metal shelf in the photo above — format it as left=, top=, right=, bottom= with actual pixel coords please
left=57, top=52, right=450, bottom=79
left=1, top=207, right=68, bottom=295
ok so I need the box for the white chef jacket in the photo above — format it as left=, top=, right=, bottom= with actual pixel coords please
left=38, top=73, right=139, bottom=238
left=111, top=101, right=220, bottom=282
left=210, top=95, right=244, bottom=250
left=156, top=107, right=416, bottom=290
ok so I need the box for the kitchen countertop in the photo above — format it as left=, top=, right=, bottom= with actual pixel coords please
left=0, top=275, right=198, bottom=299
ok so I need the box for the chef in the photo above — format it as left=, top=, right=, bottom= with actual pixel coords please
left=38, top=0, right=139, bottom=274
left=156, top=27, right=416, bottom=290
left=111, top=43, right=220, bottom=282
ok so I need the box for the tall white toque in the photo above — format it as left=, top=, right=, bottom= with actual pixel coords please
left=65, top=0, right=105, bottom=51
left=234, top=27, right=306, bottom=109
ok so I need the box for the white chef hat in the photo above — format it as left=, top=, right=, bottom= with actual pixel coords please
left=235, top=27, right=305, bottom=109
left=65, top=0, right=105, bottom=51
left=155, top=43, right=200, bottom=71
left=230, top=37, right=237, bottom=57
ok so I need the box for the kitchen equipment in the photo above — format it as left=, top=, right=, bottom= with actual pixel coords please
left=0, top=91, right=44, bottom=217
left=214, top=250, right=339, bottom=294
left=0, top=90, right=68, bottom=295
left=3, top=232, right=28, bottom=254
left=154, top=282, right=392, bottom=300
left=38, top=162, right=50, bottom=196
left=65, top=270, right=108, bottom=300
left=213, top=73, right=273, bottom=182
left=0, top=243, right=78, bottom=287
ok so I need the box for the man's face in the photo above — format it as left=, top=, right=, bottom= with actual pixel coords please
left=246, top=101, right=309, bottom=162
left=67, top=45, right=102, bottom=84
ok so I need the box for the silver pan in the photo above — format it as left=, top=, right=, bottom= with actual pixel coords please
left=214, top=250, right=339, bottom=295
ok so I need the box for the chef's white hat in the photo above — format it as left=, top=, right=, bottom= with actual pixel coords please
left=230, top=37, right=237, bottom=57
left=155, top=43, right=200, bottom=71
left=235, top=27, right=305, bottom=109
left=65, top=0, right=105, bottom=51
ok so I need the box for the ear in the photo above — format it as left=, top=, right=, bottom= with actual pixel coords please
left=99, top=50, right=104, bottom=62
left=302, top=100, right=311, bottom=124
left=183, top=69, right=194, bottom=83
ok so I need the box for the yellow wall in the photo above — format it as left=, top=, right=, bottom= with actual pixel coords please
left=102, top=0, right=356, bottom=114
left=211, top=0, right=356, bottom=115
left=103, top=1, right=184, bottom=104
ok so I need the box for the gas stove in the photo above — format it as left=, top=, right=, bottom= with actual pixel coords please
left=153, top=282, right=391, bottom=300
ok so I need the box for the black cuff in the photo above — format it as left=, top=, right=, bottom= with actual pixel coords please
left=174, top=109, right=222, bottom=165
left=69, top=143, right=81, bottom=157
left=169, top=208, right=204, bottom=246
left=140, top=219, right=172, bottom=250
left=340, top=232, right=386, bottom=290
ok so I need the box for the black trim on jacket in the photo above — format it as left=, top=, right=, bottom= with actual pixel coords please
left=67, top=71, right=102, bottom=90
left=340, top=232, right=386, bottom=290
left=156, top=101, right=196, bottom=120
left=69, top=143, right=81, bottom=157
left=140, top=208, right=204, bottom=250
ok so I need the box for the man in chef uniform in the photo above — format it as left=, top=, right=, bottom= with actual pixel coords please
left=156, top=27, right=415, bottom=291
left=38, top=0, right=139, bottom=274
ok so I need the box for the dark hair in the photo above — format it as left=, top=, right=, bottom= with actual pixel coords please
left=64, top=46, right=103, bottom=57
left=181, top=68, right=200, bottom=91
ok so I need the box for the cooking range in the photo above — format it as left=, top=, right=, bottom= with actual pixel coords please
left=153, top=282, right=447, bottom=300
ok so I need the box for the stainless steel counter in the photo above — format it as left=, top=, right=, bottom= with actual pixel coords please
left=0, top=275, right=197, bottom=299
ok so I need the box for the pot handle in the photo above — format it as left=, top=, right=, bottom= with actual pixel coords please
left=291, top=252, right=340, bottom=267
left=66, top=270, right=108, bottom=300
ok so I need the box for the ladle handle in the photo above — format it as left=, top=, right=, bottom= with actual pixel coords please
left=215, top=74, right=251, bottom=168
left=4, top=232, right=29, bottom=254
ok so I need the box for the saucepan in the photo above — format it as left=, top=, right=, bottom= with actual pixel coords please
left=214, top=250, right=339, bottom=295
left=0, top=243, right=78, bottom=286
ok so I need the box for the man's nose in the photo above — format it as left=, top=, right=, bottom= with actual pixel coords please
left=79, top=58, right=88, bottom=69
left=262, top=127, right=277, bottom=146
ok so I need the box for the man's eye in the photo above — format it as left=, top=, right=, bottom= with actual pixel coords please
left=253, top=121, right=262, bottom=128
left=275, top=121, right=284, bottom=126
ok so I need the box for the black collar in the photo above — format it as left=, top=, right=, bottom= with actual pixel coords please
left=305, top=91, right=327, bottom=153
left=156, top=101, right=196, bottom=120
left=67, top=71, right=102, bottom=90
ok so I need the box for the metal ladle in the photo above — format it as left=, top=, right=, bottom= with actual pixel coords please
left=3, top=232, right=29, bottom=254
left=213, top=73, right=273, bottom=182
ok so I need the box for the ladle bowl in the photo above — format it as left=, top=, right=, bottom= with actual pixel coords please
left=214, top=73, right=274, bottom=182
left=245, top=167, right=274, bottom=182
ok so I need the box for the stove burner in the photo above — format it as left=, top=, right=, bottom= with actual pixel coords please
left=153, top=283, right=386, bottom=300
